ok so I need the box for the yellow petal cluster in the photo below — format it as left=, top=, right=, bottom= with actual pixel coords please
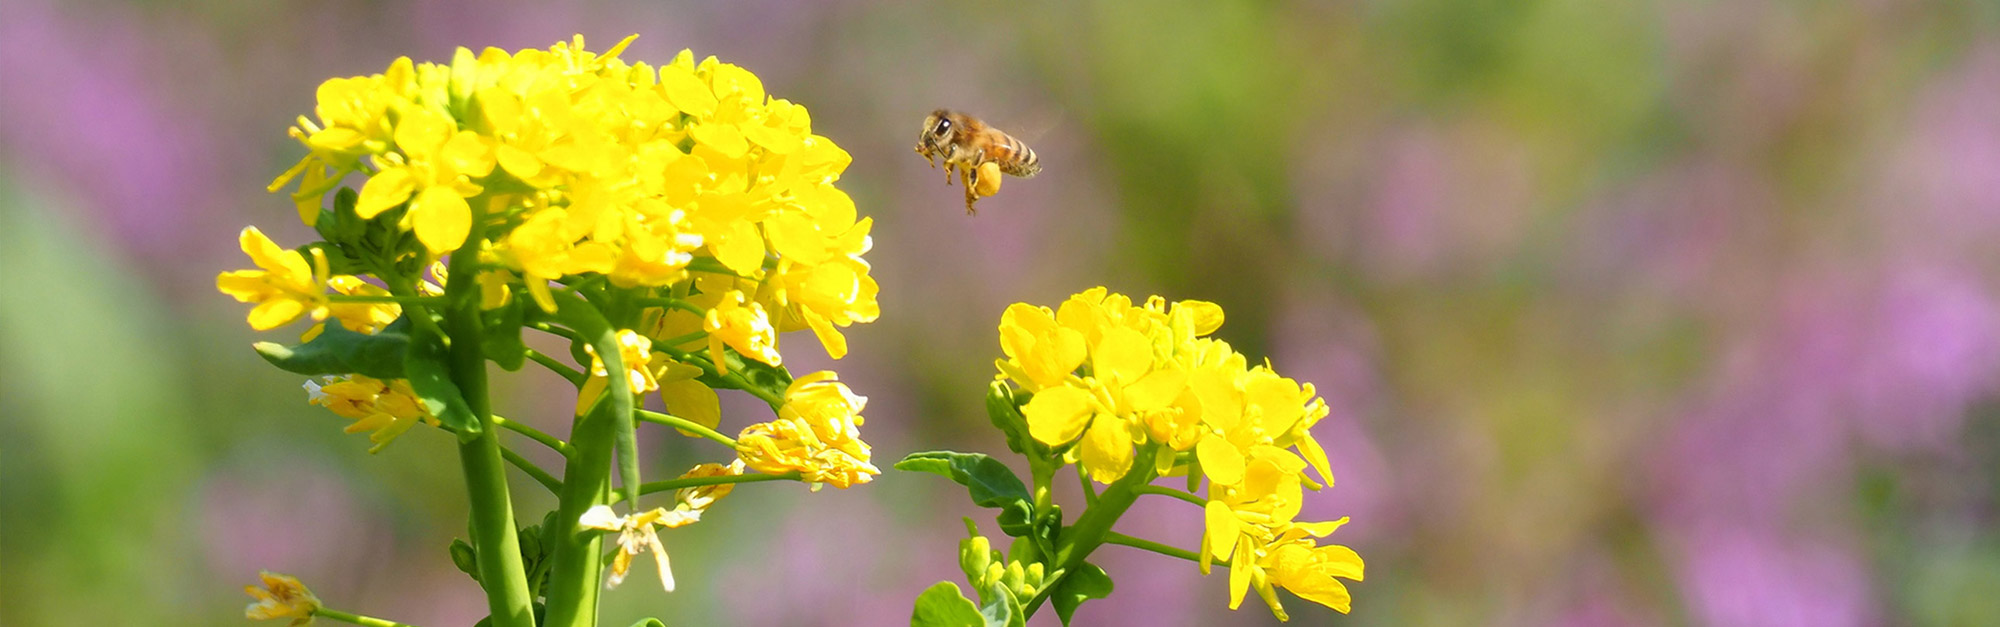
left=997, top=288, right=1361, bottom=617
left=302, top=276, right=401, bottom=342
left=735, top=371, right=879, bottom=489
left=1001, top=288, right=1326, bottom=487
left=243, top=571, right=320, bottom=625
left=304, top=374, right=440, bottom=452
left=217, top=227, right=331, bottom=331
left=258, top=35, right=877, bottom=370
left=577, top=329, right=662, bottom=413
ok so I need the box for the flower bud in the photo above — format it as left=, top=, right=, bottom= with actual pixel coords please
left=959, top=534, right=994, bottom=582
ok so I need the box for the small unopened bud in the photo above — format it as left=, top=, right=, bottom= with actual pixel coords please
left=959, top=535, right=993, bottom=582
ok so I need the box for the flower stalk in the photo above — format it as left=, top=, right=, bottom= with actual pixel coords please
left=445, top=218, right=536, bottom=627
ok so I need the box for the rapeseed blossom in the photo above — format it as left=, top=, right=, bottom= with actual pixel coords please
left=995, top=288, right=1361, bottom=618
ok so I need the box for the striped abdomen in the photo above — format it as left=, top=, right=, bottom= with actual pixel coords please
left=986, top=132, right=1041, bottom=178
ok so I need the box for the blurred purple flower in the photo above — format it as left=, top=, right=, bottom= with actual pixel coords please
left=0, top=0, right=225, bottom=259
left=1672, top=523, right=1878, bottom=627
left=1881, top=43, right=2000, bottom=253
left=1271, top=293, right=1392, bottom=540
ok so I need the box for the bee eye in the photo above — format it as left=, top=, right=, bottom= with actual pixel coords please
left=934, top=119, right=952, bottom=135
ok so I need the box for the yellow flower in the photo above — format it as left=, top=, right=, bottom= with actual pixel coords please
left=217, top=227, right=331, bottom=331
left=579, top=504, right=687, bottom=592
left=735, top=371, right=879, bottom=489
left=653, top=355, right=721, bottom=436
left=301, top=276, right=401, bottom=342
left=666, top=459, right=745, bottom=523
left=243, top=571, right=320, bottom=625
left=996, top=303, right=1086, bottom=391
left=704, top=290, right=781, bottom=373
left=353, top=106, right=496, bottom=253
left=577, top=330, right=660, bottom=413
left=305, top=375, right=439, bottom=453
left=502, top=207, right=617, bottom=312
left=1199, top=446, right=1361, bottom=620
left=1263, top=530, right=1364, bottom=616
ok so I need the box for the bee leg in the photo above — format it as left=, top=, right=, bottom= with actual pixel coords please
left=943, top=162, right=956, bottom=186
left=962, top=168, right=979, bottom=214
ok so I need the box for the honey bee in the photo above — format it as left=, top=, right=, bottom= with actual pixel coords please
left=914, top=109, right=1041, bottom=214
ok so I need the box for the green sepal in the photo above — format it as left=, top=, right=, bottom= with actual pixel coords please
left=402, top=324, right=481, bottom=435
left=1006, top=536, right=1042, bottom=566
left=449, top=538, right=478, bottom=580
left=1049, top=561, right=1113, bottom=626
left=696, top=345, right=794, bottom=408
left=910, top=581, right=984, bottom=627
left=978, top=580, right=1025, bottom=627
left=253, top=316, right=410, bottom=379
left=1029, top=504, right=1063, bottom=561
left=482, top=302, right=527, bottom=371
left=895, top=452, right=1036, bottom=537
left=984, top=382, right=1036, bottom=457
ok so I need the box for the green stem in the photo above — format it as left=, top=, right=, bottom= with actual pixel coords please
left=540, top=291, right=639, bottom=627
left=495, top=414, right=571, bottom=457
left=1104, top=532, right=1227, bottom=568
left=525, top=349, right=586, bottom=386
left=1030, top=457, right=1057, bottom=513
left=657, top=346, right=784, bottom=410
left=1022, top=446, right=1159, bottom=618
left=611, top=471, right=799, bottom=505
left=1132, top=484, right=1205, bottom=507
left=314, top=607, right=423, bottom=627
left=1079, top=467, right=1099, bottom=506
left=540, top=399, right=616, bottom=627
left=498, top=445, right=561, bottom=494
left=530, top=321, right=584, bottom=343
left=633, top=297, right=706, bottom=317
left=327, top=294, right=444, bottom=305
left=635, top=409, right=738, bottom=449
left=444, top=229, right=535, bottom=627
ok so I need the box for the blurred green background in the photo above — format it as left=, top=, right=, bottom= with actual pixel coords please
left=7, top=0, right=2000, bottom=625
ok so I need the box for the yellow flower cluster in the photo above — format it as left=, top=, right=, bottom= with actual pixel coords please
left=735, top=371, right=879, bottom=489
left=256, top=34, right=877, bottom=362
left=243, top=571, right=319, bottom=625
left=995, top=287, right=1360, bottom=618
left=217, top=227, right=330, bottom=331
left=305, top=374, right=441, bottom=452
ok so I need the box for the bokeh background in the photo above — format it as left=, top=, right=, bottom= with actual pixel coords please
left=5, top=0, right=2000, bottom=625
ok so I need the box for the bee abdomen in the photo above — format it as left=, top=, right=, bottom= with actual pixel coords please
left=1001, top=135, right=1041, bottom=178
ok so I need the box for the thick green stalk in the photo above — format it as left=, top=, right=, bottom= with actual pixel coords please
left=1022, top=449, right=1158, bottom=618
left=538, top=400, right=616, bottom=627
left=444, top=242, right=536, bottom=627
left=540, top=292, right=635, bottom=627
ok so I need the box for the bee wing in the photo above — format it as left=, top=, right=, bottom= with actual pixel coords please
left=1006, top=105, right=1066, bottom=145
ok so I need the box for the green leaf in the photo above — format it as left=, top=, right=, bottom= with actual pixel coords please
left=401, top=324, right=480, bottom=434
left=482, top=302, right=527, bottom=371
left=253, top=316, right=409, bottom=379
left=911, top=581, right=984, bottom=627
left=978, top=580, right=1025, bottom=627
left=1049, top=562, right=1113, bottom=626
left=895, top=451, right=1036, bottom=536
left=895, top=451, right=1031, bottom=508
